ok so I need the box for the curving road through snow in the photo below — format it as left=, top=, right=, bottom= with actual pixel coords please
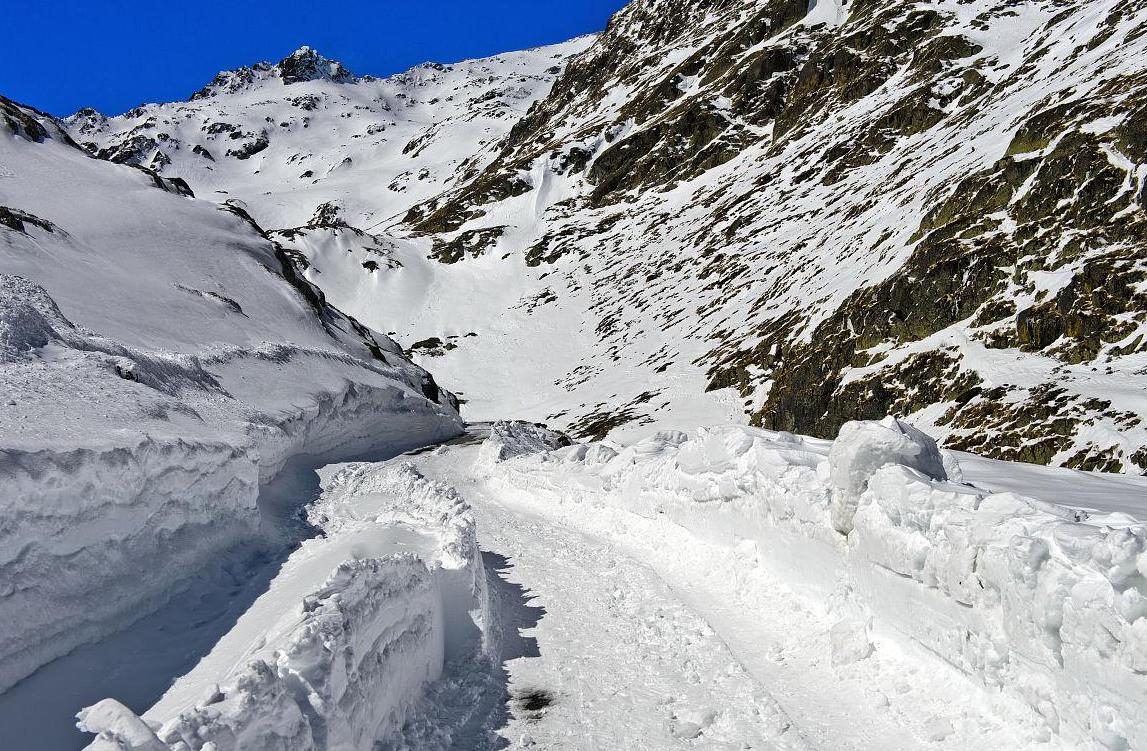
left=397, top=432, right=1068, bottom=751
left=27, top=423, right=1135, bottom=749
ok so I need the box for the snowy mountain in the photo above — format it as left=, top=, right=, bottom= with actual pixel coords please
left=0, top=94, right=462, bottom=698
left=3, top=1, right=1147, bottom=749
left=394, top=0, right=1147, bottom=470
left=71, top=0, right=1147, bottom=473
left=66, top=41, right=591, bottom=231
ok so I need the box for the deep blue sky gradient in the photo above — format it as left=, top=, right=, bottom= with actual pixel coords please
left=3, top=0, right=629, bottom=116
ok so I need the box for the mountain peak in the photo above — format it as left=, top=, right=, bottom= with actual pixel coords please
left=276, top=46, right=357, bottom=85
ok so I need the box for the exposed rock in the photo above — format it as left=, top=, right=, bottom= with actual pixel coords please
left=276, top=46, right=358, bottom=86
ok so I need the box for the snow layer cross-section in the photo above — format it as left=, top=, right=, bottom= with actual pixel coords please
left=0, top=95, right=463, bottom=694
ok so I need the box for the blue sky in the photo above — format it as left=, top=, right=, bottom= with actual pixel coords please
left=3, top=0, right=628, bottom=116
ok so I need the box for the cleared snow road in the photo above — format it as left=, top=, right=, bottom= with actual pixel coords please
left=405, top=440, right=1070, bottom=751
left=7, top=430, right=1088, bottom=749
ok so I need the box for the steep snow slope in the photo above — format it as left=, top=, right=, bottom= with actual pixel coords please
left=0, top=95, right=462, bottom=694
left=69, top=1, right=1147, bottom=471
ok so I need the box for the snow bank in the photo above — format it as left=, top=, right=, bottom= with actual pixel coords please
left=486, top=421, right=1147, bottom=749
left=0, top=345, right=461, bottom=694
left=308, top=461, right=491, bottom=662
left=0, top=96, right=465, bottom=694
left=78, top=462, right=490, bottom=751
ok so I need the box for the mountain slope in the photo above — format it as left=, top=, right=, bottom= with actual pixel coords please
left=67, top=40, right=592, bottom=231
left=0, top=94, right=462, bottom=693
left=68, top=0, right=1147, bottom=473
left=395, top=0, right=1147, bottom=470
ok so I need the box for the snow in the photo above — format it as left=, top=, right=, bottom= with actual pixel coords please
left=78, top=700, right=168, bottom=751
left=60, top=34, right=750, bottom=440
left=477, top=420, right=572, bottom=465
left=45, top=412, right=1147, bottom=750
left=802, top=0, right=848, bottom=28
left=483, top=421, right=1147, bottom=749
left=78, top=461, right=490, bottom=751
left=2, top=0, right=1145, bottom=745
left=0, top=97, right=462, bottom=709
left=827, top=416, right=950, bottom=533
left=67, top=39, right=594, bottom=232
left=959, top=452, right=1147, bottom=521
left=58, top=0, right=1147, bottom=468
left=153, top=416, right=1126, bottom=749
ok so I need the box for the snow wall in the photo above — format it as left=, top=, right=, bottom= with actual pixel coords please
left=0, top=384, right=463, bottom=695
left=485, top=418, right=1147, bottom=750
left=78, top=461, right=490, bottom=750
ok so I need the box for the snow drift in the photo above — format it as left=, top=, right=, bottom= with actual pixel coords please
left=0, top=96, right=463, bottom=694
left=486, top=421, right=1147, bottom=749
left=77, top=461, right=490, bottom=750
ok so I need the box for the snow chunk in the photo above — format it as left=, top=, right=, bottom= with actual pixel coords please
left=479, top=420, right=573, bottom=466
left=76, top=699, right=165, bottom=751
left=829, top=617, right=874, bottom=666
left=828, top=418, right=948, bottom=534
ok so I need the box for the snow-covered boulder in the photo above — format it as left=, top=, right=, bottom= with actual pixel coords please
left=827, top=417, right=949, bottom=534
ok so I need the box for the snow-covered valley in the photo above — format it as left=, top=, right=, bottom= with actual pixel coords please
left=2, top=0, right=1147, bottom=747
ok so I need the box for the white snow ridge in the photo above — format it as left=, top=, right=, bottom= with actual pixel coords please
left=79, top=462, right=491, bottom=751
left=2, top=0, right=1147, bottom=748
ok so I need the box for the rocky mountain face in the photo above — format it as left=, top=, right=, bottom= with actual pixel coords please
left=68, top=0, right=1147, bottom=472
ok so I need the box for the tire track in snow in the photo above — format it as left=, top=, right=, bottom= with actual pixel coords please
left=474, top=498, right=804, bottom=750
left=477, top=482, right=1070, bottom=751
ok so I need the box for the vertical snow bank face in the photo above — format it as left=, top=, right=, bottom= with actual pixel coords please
left=0, top=357, right=460, bottom=694
left=78, top=462, right=489, bottom=751
left=486, top=421, right=1147, bottom=749
left=0, top=438, right=258, bottom=695
left=0, top=95, right=464, bottom=694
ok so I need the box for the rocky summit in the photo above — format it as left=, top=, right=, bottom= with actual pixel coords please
left=68, top=0, right=1147, bottom=472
